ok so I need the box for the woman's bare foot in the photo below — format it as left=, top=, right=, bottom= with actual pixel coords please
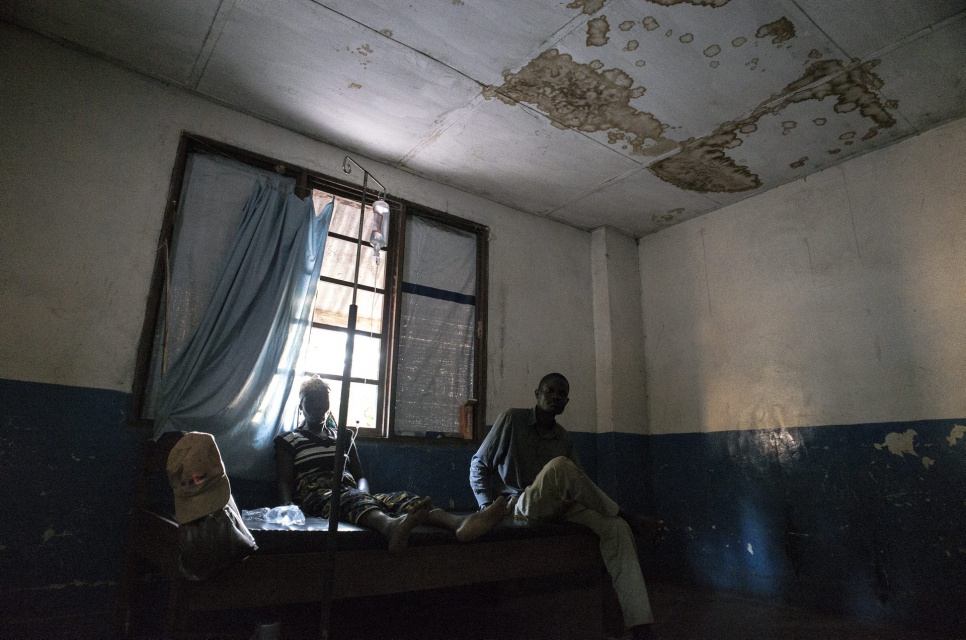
left=456, top=495, right=508, bottom=542
left=386, top=497, right=432, bottom=552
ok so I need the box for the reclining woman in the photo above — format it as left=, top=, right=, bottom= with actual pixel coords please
left=275, top=376, right=507, bottom=551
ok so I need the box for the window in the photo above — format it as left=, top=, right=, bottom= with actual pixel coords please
left=133, top=134, right=488, bottom=441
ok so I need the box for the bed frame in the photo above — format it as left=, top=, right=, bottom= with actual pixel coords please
left=115, top=436, right=615, bottom=639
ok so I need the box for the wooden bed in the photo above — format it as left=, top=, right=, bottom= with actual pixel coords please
left=115, top=437, right=615, bottom=639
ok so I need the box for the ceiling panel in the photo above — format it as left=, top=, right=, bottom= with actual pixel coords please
left=403, top=97, right=645, bottom=215
left=795, top=0, right=966, bottom=59
left=3, top=0, right=965, bottom=237
left=0, top=0, right=222, bottom=85
left=196, top=0, right=484, bottom=163
left=315, top=0, right=582, bottom=86
left=550, top=167, right=721, bottom=236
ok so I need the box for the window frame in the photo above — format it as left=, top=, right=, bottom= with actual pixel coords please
left=131, top=133, right=488, bottom=443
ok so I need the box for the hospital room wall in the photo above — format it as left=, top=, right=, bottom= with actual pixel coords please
left=0, top=27, right=601, bottom=633
left=636, top=116, right=966, bottom=631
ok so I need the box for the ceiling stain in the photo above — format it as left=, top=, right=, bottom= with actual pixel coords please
left=746, top=57, right=759, bottom=71
left=642, top=17, right=660, bottom=31
left=755, top=17, right=796, bottom=45
left=484, top=48, right=676, bottom=157
left=704, top=44, right=721, bottom=58
left=732, top=37, right=747, bottom=47
left=619, top=20, right=636, bottom=31
left=814, top=117, right=827, bottom=125
left=829, top=148, right=841, bottom=154
left=568, top=0, right=606, bottom=14
left=653, top=207, right=686, bottom=224
left=680, top=33, right=695, bottom=44
left=781, top=120, right=797, bottom=135
left=587, top=16, right=610, bottom=46
left=348, top=83, right=362, bottom=90
left=649, top=59, right=895, bottom=193
left=636, top=60, right=646, bottom=67
left=808, top=49, right=823, bottom=59
left=625, top=40, right=640, bottom=51
left=645, top=0, right=732, bottom=6
left=790, top=157, right=807, bottom=168
left=710, top=61, right=720, bottom=68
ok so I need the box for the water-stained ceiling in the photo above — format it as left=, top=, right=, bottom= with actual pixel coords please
left=4, top=0, right=965, bottom=236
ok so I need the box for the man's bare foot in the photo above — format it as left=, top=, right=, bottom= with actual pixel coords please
left=386, top=497, right=432, bottom=552
left=456, top=495, right=507, bottom=542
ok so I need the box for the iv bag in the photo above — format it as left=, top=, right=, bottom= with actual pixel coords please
left=369, top=200, right=390, bottom=265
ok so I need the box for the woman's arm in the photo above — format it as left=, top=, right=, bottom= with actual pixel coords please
left=275, top=446, right=296, bottom=505
left=347, top=446, right=370, bottom=494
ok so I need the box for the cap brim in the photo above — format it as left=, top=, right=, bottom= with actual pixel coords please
left=174, top=474, right=232, bottom=525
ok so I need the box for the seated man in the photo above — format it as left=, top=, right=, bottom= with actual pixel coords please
left=470, top=373, right=662, bottom=640
left=276, top=376, right=507, bottom=551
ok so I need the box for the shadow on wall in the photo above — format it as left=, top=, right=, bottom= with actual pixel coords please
left=646, top=420, right=966, bottom=634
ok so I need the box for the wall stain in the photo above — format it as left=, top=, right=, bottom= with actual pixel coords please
left=875, top=429, right=918, bottom=457
left=649, top=58, right=895, bottom=193
left=732, top=36, right=747, bottom=47
left=568, top=0, right=606, bottom=14
left=680, top=33, right=695, bottom=44
left=645, top=0, right=732, bottom=6
left=790, top=156, right=808, bottom=168
left=643, top=17, right=660, bottom=31
left=379, top=28, right=393, bottom=38
left=781, top=120, right=797, bottom=135
left=814, top=117, right=827, bottom=126
left=746, top=57, right=759, bottom=71
left=665, top=29, right=674, bottom=37
left=948, top=424, right=966, bottom=445
left=809, top=48, right=823, bottom=59
left=704, top=44, right=721, bottom=57
left=756, top=17, right=796, bottom=45
left=625, top=40, right=640, bottom=51
left=348, top=83, right=362, bottom=90
left=484, top=48, right=676, bottom=156
left=636, top=59, right=646, bottom=67
left=710, top=60, right=720, bottom=68
left=619, top=20, right=636, bottom=31
left=587, top=16, right=611, bottom=46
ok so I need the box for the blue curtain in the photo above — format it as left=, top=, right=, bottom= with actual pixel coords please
left=154, top=179, right=332, bottom=480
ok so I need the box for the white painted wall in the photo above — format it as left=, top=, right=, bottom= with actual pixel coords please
left=0, top=26, right=598, bottom=431
left=640, top=116, right=966, bottom=434
left=592, top=227, right=649, bottom=435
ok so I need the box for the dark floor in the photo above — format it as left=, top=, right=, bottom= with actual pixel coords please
left=647, top=582, right=951, bottom=640
left=119, top=579, right=958, bottom=640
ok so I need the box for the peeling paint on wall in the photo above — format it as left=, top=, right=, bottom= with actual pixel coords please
left=874, top=429, right=918, bottom=457
left=756, top=17, right=796, bottom=45
left=947, top=424, right=965, bottom=445
left=587, top=16, right=611, bottom=46
left=922, top=456, right=935, bottom=469
left=484, top=49, right=676, bottom=156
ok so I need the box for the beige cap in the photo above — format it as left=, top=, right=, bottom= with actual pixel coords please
left=165, top=432, right=232, bottom=525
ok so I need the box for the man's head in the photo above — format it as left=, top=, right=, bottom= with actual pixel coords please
left=299, top=376, right=331, bottom=425
left=535, top=372, right=570, bottom=417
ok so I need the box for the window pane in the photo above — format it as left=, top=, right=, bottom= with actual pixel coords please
left=320, top=236, right=386, bottom=290
left=313, top=283, right=384, bottom=333
left=393, top=216, right=478, bottom=437
left=304, top=328, right=382, bottom=381
left=326, top=379, right=379, bottom=430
